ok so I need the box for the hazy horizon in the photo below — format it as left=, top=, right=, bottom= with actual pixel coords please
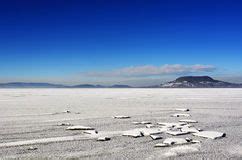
left=0, top=75, right=242, bottom=87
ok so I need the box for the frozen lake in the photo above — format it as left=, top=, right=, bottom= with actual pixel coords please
left=0, top=89, right=241, bottom=159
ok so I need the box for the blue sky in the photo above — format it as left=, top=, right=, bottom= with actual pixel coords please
left=0, top=0, right=241, bottom=86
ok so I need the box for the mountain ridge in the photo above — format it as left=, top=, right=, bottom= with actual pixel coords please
left=161, top=76, right=242, bottom=88
left=0, top=82, right=132, bottom=88
left=0, top=76, right=241, bottom=88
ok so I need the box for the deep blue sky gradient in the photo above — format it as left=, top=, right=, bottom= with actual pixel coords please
left=0, top=0, right=241, bottom=83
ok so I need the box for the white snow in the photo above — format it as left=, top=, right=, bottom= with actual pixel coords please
left=0, top=88, right=240, bottom=159
left=0, top=135, right=90, bottom=148
left=164, top=144, right=200, bottom=157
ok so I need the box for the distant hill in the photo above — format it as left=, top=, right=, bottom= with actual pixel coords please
left=161, top=76, right=242, bottom=88
left=0, top=82, right=66, bottom=88
left=109, top=84, right=132, bottom=88
left=71, top=84, right=105, bottom=88
left=0, top=82, right=131, bottom=88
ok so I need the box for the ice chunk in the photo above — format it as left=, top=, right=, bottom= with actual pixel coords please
left=131, top=121, right=151, bottom=125
left=191, top=140, right=201, bottom=143
left=179, top=119, right=198, bottom=123
left=166, top=130, right=190, bottom=136
left=66, top=125, right=95, bottom=130
left=163, top=138, right=199, bottom=145
left=187, top=124, right=196, bottom=127
left=163, top=138, right=187, bottom=145
left=193, top=131, right=226, bottom=139
left=175, top=108, right=190, bottom=112
left=157, top=122, right=186, bottom=128
left=154, top=143, right=170, bottom=147
left=141, top=121, right=152, bottom=124
left=113, top=115, right=130, bottom=119
left=57, top=122, right=72, bottom=126
left=97, top=137, right=111, bottom=141
left=140, top=128, right=164, bottom=136
left=181, top=126, right=200, bottom=133
left=64, top=110, right=71, bottom=113
left=122, top=129, right=143, bottom=138
left=171, top=113, right=191, bottom=117
left=83, top=130, right=98, bottom=134
left=150, top=134, right=163, bottom=140
left=132, top=121, right=141, bottom=125
left=146, top=124, right=156, bottom=128
left=27, top=146, right=38, bottom=150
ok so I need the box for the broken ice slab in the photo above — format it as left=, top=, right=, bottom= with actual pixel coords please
left=173, top=125, right=183, bottom=129
left=157, top=122, right=186, bottom=128
left=154, top=138, right=199, bottom=147
left=140, top=121, right=151, bottom=124
left=66, top=125, right=95, bottom=130
left=141, top=121, right=152, bottom=124
left=171, top=113, right=191, bottom=117
left=154, top=143, right=170, bottom=147
left=122, top=129, right=143, bottom=138
left=97, top=137, right=111, bottom=141
left=57, top=122, right=72, bottom=126
left=181, top=126, right=200, bottom=133
left=83, top=130, right=98, bottom=134
left=132, top=122, right=141, bottom=125
left=193, top=131, right=226, bottom=139
left=132, top=121, right=151, bottom=125
left=146, top=124, right=156, bottom=128
left=112, top=115, right=130, bottom=119
left=166, top=130, right=190, bottom=136
left=140, top=128, right=164, bottom=136
left=163, top=138, right=200, bottom=145
left=175, top=108, right=190, bottom=112
left=179, top=119, right=198, bottom=123
left=191, top=140, right=201, bottom=143
left=163, top=138, right=187, bottom=145
left=150, top=134, right=163, bottom=140
left=63, top=110, right=71, bottom=113
left=27, top=146, right=38, bottom=150
left=183, top=124, right=194, bottom=128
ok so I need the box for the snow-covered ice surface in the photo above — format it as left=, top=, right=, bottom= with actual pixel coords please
left=0, top=88, right=241, bottom=159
